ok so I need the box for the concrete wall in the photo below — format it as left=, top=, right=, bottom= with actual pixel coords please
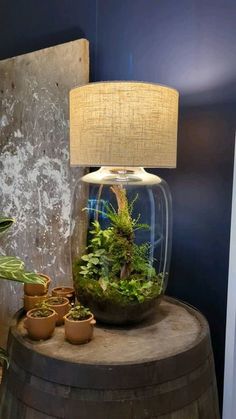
left=0, top=39, right=89, bottom=347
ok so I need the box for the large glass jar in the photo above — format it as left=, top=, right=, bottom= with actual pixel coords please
left=71, top=167, right=172, bottom=325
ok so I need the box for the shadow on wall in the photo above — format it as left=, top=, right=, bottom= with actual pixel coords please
left=0, top=0, right=96, bottom=78
left=155, top=99, right=236, bottom=409
left=95, top=0, right=236, bottom=104
left=182, top=78, right=236, bottom=106
left=0, top=27, right=86, bottom=60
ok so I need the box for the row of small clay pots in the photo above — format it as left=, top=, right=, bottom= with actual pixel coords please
left=23, top=273, right=75, bottom=311
left=24, top=304, right=96, bottom=344
left=23, top=273, right=95, bottom=344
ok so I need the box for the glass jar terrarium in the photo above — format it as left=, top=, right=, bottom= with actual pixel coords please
left=71, top=167, right=172, bottom=325
left=69, top=81, right=179, bottom=325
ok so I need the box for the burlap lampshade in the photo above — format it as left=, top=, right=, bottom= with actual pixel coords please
left=70, top=81, right=179, bottom=168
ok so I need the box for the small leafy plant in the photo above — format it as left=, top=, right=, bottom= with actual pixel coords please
left=36, top=297, right=66, bottom=311
left=30, top=308, right=53, bottom=318
left=45, top=297, right=66, bottom=305
left=67, top=304, right=92, bottom=321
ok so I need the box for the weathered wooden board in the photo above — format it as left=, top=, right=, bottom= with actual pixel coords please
left=0, top=39, right=89, bottom=347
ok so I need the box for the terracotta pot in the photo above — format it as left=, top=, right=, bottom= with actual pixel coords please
left=45, top=297, right=70, bottom=326
left=64, top=314, right=96, bottom=344
left=24, top=273, right=51, bottom=296
left=24, top=308, right=58, bottom=340
left=24, top=294, right=48, bottom=312
left=51, top=286, right=75, bottom=305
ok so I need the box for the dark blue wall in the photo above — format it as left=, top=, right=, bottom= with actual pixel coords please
left=0, top=0, right=96, bottom=79
left=95, top=0, right=236, bottom=105
left=1, top=0, right=236, bottom=408
left=95, top=0, right=236, bottom=407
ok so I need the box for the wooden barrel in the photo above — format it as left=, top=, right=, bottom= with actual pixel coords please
left=0, top=297, right=220, bottom=419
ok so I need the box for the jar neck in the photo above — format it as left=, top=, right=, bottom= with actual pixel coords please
left=98, top=166, right=146, bottom=182
left=81, top=166, right=163, bottom=186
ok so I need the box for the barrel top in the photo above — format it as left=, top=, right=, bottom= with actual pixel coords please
left=13, top=297, right=208, bottom=365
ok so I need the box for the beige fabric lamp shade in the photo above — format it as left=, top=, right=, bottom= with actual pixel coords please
left=70, top=81, right=179, bottom=168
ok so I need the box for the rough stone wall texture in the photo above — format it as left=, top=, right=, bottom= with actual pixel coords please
left=0, top=39, right=89, bottom=347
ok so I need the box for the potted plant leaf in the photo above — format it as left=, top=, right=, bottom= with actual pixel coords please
left=24, top=272, right=51, bottom=296
left=40, top=296, right=70, bottom=325
left=24, top=307, right=58, bottom=340
left=64, top=304, right=96, bottom=344
left=0, top=216, right=44, bottom=367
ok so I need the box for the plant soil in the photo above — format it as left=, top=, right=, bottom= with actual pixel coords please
left=46, top=297, right=66, bottom=305
left=30, top=309, right=53, bottom=318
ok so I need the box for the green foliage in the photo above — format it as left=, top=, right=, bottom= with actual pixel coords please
left=36, top=297, right=66, bottom=309
left=0, top=256, right=45, bottom=284
left=46, top=297, right=66, bottom=305
left=131, top=244, right=156, bottom=278
left=0, top=217, right=15, bottom=235
left=105, top=196, right=149, bottom=236
left=109, top=278, right=160, bottom=303
left=79, top=249, right=108, bottom=280
left=100, top=276, right=162, bottom=303
left=89, top=220, right=113, bottom=251
left=77, top=275, right=162, bottom=305
left=0, top=217, right=45, bottom=285
left=0, top=256, right=24, bottom=271
left=0, top=216, right=45, bottom=367
left=74, top=187, right=164, bottom=307
left=67, top=304, right=92, bottom=321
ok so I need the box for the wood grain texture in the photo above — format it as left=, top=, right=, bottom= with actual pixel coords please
left=0, top=39, right=89, bottom=348
left=0, top=297, right=220, bottom=419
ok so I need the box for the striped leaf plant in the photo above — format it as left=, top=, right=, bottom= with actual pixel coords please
left=0, top=216, right=45, bottom=368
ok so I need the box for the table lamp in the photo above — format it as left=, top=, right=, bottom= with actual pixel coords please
left=69, top=81, right=179, bottom=325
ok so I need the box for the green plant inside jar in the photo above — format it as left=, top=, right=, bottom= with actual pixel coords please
left=73, top=185, right=164, bottom=307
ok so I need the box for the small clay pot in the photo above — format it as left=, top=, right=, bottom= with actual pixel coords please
left=24, top=308, right=58, bottom=340
left=24, top=294, right=48, bottom=312
left=64, top=314, right=96, bottom=344
left=45, top=296, right=70, bottom=326
left=51, top=286, right=75, bottom=305
left=24, top=273, right=51, bottom=296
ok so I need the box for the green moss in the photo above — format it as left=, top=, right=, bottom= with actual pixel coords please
left=74, top=273, right=163, bottom=306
